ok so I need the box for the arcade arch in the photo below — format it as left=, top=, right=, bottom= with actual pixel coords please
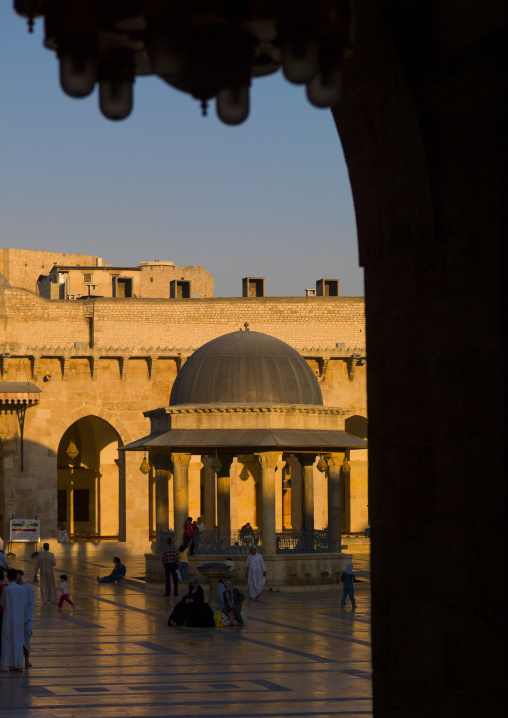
left=57, top=416, right=123, bottom=540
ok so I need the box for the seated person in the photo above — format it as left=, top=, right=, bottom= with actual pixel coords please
left=97, top=557, right=126, bottom=583
left=239, top=522, right=255, bottom=544
left=222, top=580, right=245, bottom=626
left=168, top=577, right=215, bottom=627
left=57, top=522, right=70, bottom=543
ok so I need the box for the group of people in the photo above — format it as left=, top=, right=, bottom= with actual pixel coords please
left=163, top=542, right=266, bottom=628
left=182, top=516, right=206, bottom=556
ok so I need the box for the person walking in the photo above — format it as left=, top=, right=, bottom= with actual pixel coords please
left=162, top=538, right=180, bottom=597
left=0, top=568, right=27, bottom=672
left=15, top=570, right=34, bottom=667
left=97, top=557, right=126, bottom=583
left=245, top=545, right=267, bottom=599
left=57, top=575, right=74, bottom=612
left=34, top=543, right=57, bottom=604
left=340, top=563, right=357, bottom=608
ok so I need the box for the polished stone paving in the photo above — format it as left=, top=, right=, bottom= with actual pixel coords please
left=0, top=555, right=372, bottom=717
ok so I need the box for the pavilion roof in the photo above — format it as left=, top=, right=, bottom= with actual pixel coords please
left=0, top=382, right=41, bottom=405
left=121, top=428, right=367, bottom=453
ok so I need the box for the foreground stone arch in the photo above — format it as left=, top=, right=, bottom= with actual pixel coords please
left=333, top=2, right=506, bottom=715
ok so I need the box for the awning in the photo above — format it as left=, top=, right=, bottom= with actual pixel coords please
left=121, top=428, right=367, bottom=453
left=0, top=382, right=41, bottom=405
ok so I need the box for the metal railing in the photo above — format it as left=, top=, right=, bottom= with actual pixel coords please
left=159, top=529, right=332, bottom=555
left=193, top=530, right=262, bottom=555
left=275, top=530, right=330, bottom=553
left=193, top=529, right=331, bottom=554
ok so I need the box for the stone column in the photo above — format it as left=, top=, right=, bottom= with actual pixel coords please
left=327, top=452, right=345, bottom=552
left=153, top=454, right=172, bottom=540
left=216, top=454, right=234, bottom=550
left=124, top=450, right=149, bottom=550
left=67, top=485, right=74, bottom=536
left=255, top=451, right=280, bottom=555
left=299, top=454, right=317, bottom=533
left=201, top=455, right=216, bottom=529
left=285, top=454, right=303, bottom=530
left=275, top=457, right=285, bottom=532
left=171, top=453, right=191, bottom=546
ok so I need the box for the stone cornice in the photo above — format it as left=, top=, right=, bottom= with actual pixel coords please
left=0, top=343, right=366, bottom=383
left=1, top=343, right=366, bottom=359
left=144, top=404, right=351, bottom=418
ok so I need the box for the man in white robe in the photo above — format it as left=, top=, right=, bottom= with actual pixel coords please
left=245, top=545, right=267, bottom=599
left=16, top=570, right=34, bottom=667
left=34, top=543, right=57, bottom=604
left=0, top=569, right=27, bottom=672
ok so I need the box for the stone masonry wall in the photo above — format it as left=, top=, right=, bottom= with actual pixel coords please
left=0, top=248, right=103, bottom=293
left=0, top=285, right=367, bottom=553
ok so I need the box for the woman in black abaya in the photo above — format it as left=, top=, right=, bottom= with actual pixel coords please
left=168, top=577, right=215, bottom=627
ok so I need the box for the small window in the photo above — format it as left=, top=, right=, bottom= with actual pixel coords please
left=83, top=273, right=93, bottom=283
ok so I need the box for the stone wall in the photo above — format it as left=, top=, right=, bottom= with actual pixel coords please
left=0, top=284, right=367, bottom=553
left=0, top=248, right=103, bottom=293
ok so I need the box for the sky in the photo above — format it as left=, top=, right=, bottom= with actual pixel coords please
left=0, top=9, right=363, bottom=298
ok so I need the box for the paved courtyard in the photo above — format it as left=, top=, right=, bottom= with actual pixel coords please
left=0, top=555, right=372, bottom=718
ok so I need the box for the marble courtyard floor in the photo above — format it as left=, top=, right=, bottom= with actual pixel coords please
left=0, top=555, right=372, bottom=718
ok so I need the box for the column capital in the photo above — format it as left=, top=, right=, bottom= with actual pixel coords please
left=326, top=452, right=345, bottom=473
left=298, top=453, right=317, bottom=467
left=255, top=451, right=280, bottom=469
left=171, top=452, right=192, bottom=468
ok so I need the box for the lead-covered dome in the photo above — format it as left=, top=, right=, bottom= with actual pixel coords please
left=170, top=330, right=323, bottom=406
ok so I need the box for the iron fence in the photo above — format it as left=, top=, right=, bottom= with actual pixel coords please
left=160, top=529, right=331, bottom=554
left=193, top=529, right=262, bottom=555
left=191, top=529, right=331, bottom=554
left=275, top=530, right=330, bottom=553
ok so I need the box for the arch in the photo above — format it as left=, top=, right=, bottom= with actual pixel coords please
left=50, top=406, right=133, bottom=453
left=331, top=3, right=506, bottom=714
left=57, top=415, right=124, bottom=540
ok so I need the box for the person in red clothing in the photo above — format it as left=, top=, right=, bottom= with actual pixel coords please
left=183, top=517, right=195, bottom=556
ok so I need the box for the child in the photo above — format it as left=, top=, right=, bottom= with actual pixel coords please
left=340, top=563, right=356, bottom=609
left=57, top=575, right=74, bottom=611
left=178, top=544, right=189, bottom=584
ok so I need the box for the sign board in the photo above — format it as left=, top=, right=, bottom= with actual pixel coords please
left=10, top=518, right=41, bottom=543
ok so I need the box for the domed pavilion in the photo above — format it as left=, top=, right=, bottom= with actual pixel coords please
left=124, top=328, right=367, bottom=569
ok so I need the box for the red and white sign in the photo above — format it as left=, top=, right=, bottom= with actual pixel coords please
left=10, top=519, right=41, bottom=542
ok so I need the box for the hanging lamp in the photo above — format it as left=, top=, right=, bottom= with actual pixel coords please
left=211, top=451, right=222, bottom=473
left=317, top=454, right=328, bottom=473
left=66, top=439, right=79, bottom=459
left=140, top=452, right=151, bottom=474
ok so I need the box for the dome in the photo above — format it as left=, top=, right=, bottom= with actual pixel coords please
left=170, top=330, right=323, bottom=406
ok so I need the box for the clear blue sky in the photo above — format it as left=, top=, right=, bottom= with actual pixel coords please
left=0, top=9, right=363, bottom=298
